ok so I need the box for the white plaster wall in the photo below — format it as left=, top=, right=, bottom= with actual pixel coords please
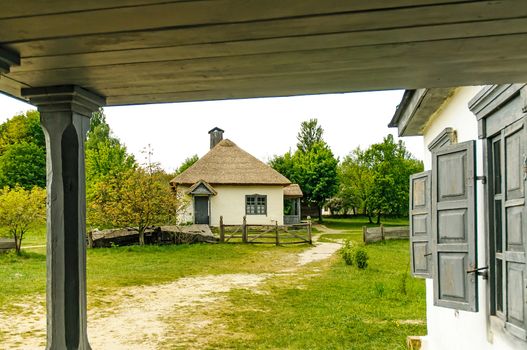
left=420, top=86, right=525, bottom=350
left=210, top=185, right=284, bottom=226
left=176, top=185, right=284, bottom=226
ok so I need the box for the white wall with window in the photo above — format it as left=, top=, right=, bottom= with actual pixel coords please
left=414, top=86, right=526, bottom=350
left=210, top=185, right=284, bottom=226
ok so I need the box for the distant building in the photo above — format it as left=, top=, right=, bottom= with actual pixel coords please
left=170, top=128, right=302, bottom=226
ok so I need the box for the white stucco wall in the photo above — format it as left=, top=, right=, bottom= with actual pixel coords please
left=420, top=86, right=525, bottom=350
left=177, top=185, right=284, bottom=226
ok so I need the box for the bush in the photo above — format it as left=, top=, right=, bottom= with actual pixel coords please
left=354, top=248, right=369, bottom=269
left=340, top=239, right=354, bottom=265
left=340, top=240, right=369, bottom=269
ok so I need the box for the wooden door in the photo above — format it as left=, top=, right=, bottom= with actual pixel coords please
left=194, top=196, right=209, bottom=225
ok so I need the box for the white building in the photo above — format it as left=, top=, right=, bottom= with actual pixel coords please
left=170, top=128, right=302, bottom=226
left=390, top=85, right=526, bottom=350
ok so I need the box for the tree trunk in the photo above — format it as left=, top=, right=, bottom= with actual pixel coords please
left=139, top=230, right=145, bottom=246
left=376, top=212, right=381, bottom=225
left=317, top=205, right=323, bottom=223
left=367, top=212, right=373, bottom=224
left=14, top=233, right=21, bottom=255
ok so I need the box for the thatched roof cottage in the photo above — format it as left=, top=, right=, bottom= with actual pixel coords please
left=170, top=128, right=302, bottom=226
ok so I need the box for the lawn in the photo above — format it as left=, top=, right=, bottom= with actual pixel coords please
left=322, top=216, right=409, bottom=232
left=204, top=217, right=425, bottom=350
left=0, top=217, right=426, bottom=349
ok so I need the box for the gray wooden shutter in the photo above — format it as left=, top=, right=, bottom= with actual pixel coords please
left=410, top=171, right=432, bottom=278
left=432, top=140, right=478, bottom=312
left=502, top=118, right=527, bottom=339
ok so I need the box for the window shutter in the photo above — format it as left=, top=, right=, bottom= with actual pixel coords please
left=432, top=140, right=478, bottom=312
left=501, top=119, right=526, bottom=340
left=410, top=171, right=432, bottom=278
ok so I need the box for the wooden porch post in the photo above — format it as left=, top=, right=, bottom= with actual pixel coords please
left=22, top=86, right=105, bottom=350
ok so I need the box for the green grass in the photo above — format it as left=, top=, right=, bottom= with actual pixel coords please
left=0, top=239, right=306, bottom=312
left=322, top=216, right=408, bottom=232
left=1, top=218, right=425, bottom=349
left=208, top=238, right=425, bottom=350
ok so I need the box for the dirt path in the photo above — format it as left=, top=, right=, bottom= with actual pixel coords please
left=0, top=242, right=341, bottom=349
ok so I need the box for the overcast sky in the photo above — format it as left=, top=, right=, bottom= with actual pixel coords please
left=0, top=91, right=424, bottom=172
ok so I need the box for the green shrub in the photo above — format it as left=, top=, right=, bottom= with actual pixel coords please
left=340, top=240, right=369, bottom=269
left=354, top=247, right=369, bottom=269
left=340, top=239, right=354, bottom=265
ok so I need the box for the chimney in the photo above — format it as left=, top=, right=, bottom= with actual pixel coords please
left=208, top=127, right=224, bottom=149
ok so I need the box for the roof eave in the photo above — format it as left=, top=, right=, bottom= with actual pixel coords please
left=388, top=88, right=455, bottom=136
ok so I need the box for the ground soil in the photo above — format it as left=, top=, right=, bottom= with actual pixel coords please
left=0, top=242, right=341, bottom=349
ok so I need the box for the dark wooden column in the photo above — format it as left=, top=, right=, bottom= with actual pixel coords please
left=22, top=86, right=105, bottom=350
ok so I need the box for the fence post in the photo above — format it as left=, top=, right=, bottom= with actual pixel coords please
left=381, top=224, right=385, bottom=242
left=220, top=216, right=225, bottom=243
left=275, top=221, right=280, bottom=246
left=242, top=215, right=247, bottom=243
left=308, top=218, right=312, bottom=245
left=362, top=226, right=367, bottom=243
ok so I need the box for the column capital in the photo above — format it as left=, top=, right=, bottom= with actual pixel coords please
left=22, top=85, right=106, bottom=117
left=0, top=46, right=19, bottom=74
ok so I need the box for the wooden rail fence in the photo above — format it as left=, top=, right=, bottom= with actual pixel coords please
left=362, top=225, right=409, bottom=244
left=0, top=238, right=16, bottom=252
left=219, top=216, right=312, bottom=245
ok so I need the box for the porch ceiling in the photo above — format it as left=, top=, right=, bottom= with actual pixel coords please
left=1, top=0, right=527, bottom=106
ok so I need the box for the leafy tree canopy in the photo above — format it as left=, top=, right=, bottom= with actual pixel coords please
left=0, top=110, right=44, bottom=154
left=176, top=154, right=199, bottom=175
left=85, top=109, right=136, bottom=197
left=0, top=111, right=46, bottom=189
left=334, top=134, right=423, bottom=223
left=0, top=142, right=46, bottom=189
left=271, top=119, right=338, bottom=222
left=296, top=118, right=324, bottom=153
left=88, top=162, right=188, bottom=245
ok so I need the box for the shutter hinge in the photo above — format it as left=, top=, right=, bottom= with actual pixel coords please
left=467, top=266, right=489, bottom=280
left=476, top=176, right=487, bottom=184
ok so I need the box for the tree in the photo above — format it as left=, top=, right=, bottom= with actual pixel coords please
left=293, top=142, right=339, bottom=222
left=85, top=109, right=136, bottom=200
left=271, top=119, right=338, bottom=222
left=0, top=111, right=46, bottom=189
left=89, top=162, right=188, bottom=245
left=337, top=148, right=373, bottom=216
left=268, top=151, right=296, bottom=182
left=296, top=118, right=323, bottom=153
left=0, top=186, right=46, bottom=254
left=0, top=142, right=46, bottom=189
left=361, top=135, right=423, bottom=223
left=175, top=154, right=199, bottom=174
left=0, top=110, right=44, bottom=155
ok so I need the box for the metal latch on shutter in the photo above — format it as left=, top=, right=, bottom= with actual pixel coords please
left=466, top=266, right=489, bottom=280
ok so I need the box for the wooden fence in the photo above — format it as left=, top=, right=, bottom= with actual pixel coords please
left=362, top=225, right=409, bottom=244
left=0, top=238, right=16, bottom=252
left=219, top=216, right=312, bottom=245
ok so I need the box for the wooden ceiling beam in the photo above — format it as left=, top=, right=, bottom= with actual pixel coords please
left=0, top=47, right=20, bottom=74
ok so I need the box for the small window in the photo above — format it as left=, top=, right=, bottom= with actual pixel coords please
left=246, top=194, right=267, bottom=215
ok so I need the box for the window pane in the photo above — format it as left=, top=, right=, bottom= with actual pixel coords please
left=494, top=199, right=502, bottom=253
left=496, top=258, right=503, bottom=313
left=493, top=140, right=501, bottom=194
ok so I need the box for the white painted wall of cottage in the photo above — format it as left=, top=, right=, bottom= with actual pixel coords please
left=178, top=185, right=284, bottom=226
left=419, top=86, right=525, bottom=350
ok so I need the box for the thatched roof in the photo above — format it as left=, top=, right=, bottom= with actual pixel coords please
left=283, top=184, right=303, bottom=198
left=171, top=139, right=291, bottom=186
